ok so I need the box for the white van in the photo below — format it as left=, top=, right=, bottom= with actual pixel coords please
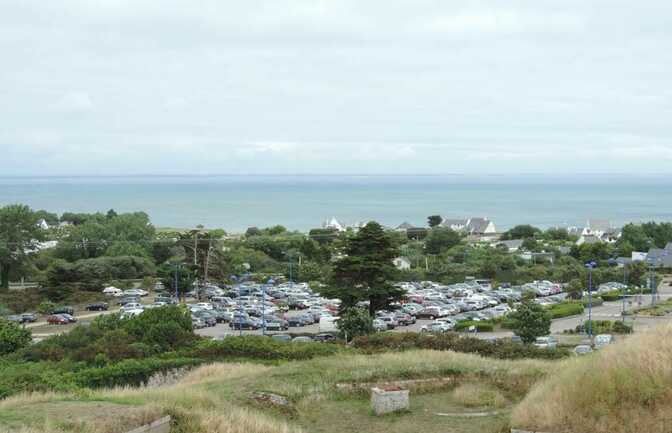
left=319, top=316, right=339, bottom=333
left=102, top=286, right=123, bottom=297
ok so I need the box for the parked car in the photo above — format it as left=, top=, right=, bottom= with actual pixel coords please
left=85, top=302, right=109, bottom=311
left=192, top=317, right=207, bottom=329
left=264, top=320, right=288, bottom=331
left=534, top=336, right=558, bottom=349
left=51, top=306, right=74, bottom=315
left=421, top=322, right=452, bottom=333
left=594, top=334, right=614, bottom=349
left=229, top=317, right=260, bottom=330
left=292, top=336, right=313, bottom=343
left=313, top=333, right=336, bottom=342
left=287, top=316, right=304, bottom=327
left=60, top=313, right=77, bottom=323
left=574, top=344, right=593, bottom=356
left=6, top=315, right=22, bottom=323
left=46, top=314, right=69, bottom=325
left=117, top=297, right=140, bottom=306
left=20, top=313, right=38, bottom=323
left=415, top=306, right=446, bottom=320
left=121, top=302, right=143, bottom=311
left=123, top=289, right=149, bottom=297
left=271, top=334, right=292, bottom=342
left=102, top=286, right=123, bottom=297
left=372, top=319, right=387, bottom=332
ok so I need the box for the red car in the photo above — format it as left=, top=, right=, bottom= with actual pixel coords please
left=46, top=314, right=69, bottom=325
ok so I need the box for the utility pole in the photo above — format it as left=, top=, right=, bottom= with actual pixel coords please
left=585, top=261, right=597, bottom=339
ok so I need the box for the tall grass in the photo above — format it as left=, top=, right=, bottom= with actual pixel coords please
left=0, top=351, right=551, bottom=433
left=512, top=324, right=672, bottom=433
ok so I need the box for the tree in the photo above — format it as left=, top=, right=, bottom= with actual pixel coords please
left=425, top=227, right=461, bottom=255
left=324, top=222, right=402, bottom=315
left=544, top=227, right=569, bottom=241
left=508, top=300, right=551, bottom=344
left=106, top=209, right=118, bottom=220
left=336, top=307, right=374, bottom=341
left=0, top=318, right=32, bottom=355
left=427, top=215, right=442, bottom=228
left=501, top=224, right=541, bottom=240
left=0, top=205, right=44, bottom=290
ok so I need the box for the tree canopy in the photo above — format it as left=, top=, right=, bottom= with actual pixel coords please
left=0, top=204, right=45, bottom=289
left=324, top=221, right=402, bottom=315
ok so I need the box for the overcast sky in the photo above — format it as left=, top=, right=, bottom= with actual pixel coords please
left=2, top=1, right=672, bottom=176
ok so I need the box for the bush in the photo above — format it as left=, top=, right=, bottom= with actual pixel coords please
left=192, top=336, right=339, bottom=361
left=0, top=318, right=32, bottom=355
left=0, top=361, right=78, bottom=399
left=571, top=320, right=633, bottom=335
left=510, top=300, right=552, bottom=343
left=599, top=290, right=622, bottom=302
left=75, top=357, right=202, bottom=388
left=455, top=320, right=495, bottom=332
left=37, top=300, right=56, bottom=315
left=336, top=308, right=373, bottom=340
left=548, top=302, right=584, bottom=319
left=351, top=333, right=568, bottom=360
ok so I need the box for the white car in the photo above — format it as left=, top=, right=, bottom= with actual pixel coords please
left=123, top=289, right=149, bottom=297
left=195, top=302, right=214, bottom=310
left=120, top=308, right=144, bottom=318
left=121, top=303, right=144, bottom=311
left=102, top=286, right=123, bottom=297
left=594, top=334, right=614, bottom=349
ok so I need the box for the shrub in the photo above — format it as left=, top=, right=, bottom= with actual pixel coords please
left=511, top=300, right=552, bottom=343
left=37, top=300, right=56, bottom=315
left=192, top=336, right=338, bottom=361
left=74, top=357, right=202, bottom=388
left=599, top=290, right=622, bottom=302
left=0, top=318, right=32, bottom=355
left=455, top=320, right=494, bottom=332
left=351, top=332, right=568, bottom=360
left=572, top=320, right=633, bottom=335
left=548, top=301, right=584, bottom=319
left=336, top=307, right=373, bottom=340
left=0, top=361, right=78, bottom=399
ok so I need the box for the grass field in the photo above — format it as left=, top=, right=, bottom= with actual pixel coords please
left=0, top=350, right=551, bottom=433
left=512, top=323, right=672, bottom=433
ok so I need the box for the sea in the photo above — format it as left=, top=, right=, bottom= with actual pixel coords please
left=0, top=174, right=670, bottom=233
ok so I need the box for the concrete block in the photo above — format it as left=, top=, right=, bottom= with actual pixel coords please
left=371, top=387, right=409, bottom=415
left=126, top=416, right=171, bottom=433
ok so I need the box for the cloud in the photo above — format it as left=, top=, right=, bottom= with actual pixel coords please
left=0, top=1, right=671, bottom=175
left=57, top=92, right=94, bottom=112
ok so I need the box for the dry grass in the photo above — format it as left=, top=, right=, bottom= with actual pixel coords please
left=0, top=351, right=552, bottom=433
left=512, top=323, right=672, bottom=433
left=452, top=383, right=508, bottom=409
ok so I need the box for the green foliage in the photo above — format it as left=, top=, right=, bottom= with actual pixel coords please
left=351, top=332, right=569, bottom=360
left=193, top=336, right=338, bottom=361
left=75, top=357, right=202, bottom=388
left=0, top=204, right=45, bottom=289
left=548, top=301, right=584, bottom=319
left=427, top=215, right=442, bottom=228
left=123, top=305, right=194, bottom=350
left=335, top=307, right=374, bottom=340
left=324, top=222, right=402, bottom=314
left=599, top=290, right=623, bottom=302
left=308, top=228, right=340, bottom=245
left=501, top=224, right=541, bottom=240
left=0, top=318, right=32, bottom=355
left=509, top=300, right=552, bottom=343
left=425, top=227, right=462, bottom=255
left=45, top=256, right=155, bottom=292
left=571, top=320, right=632, bottom=335
left=454, top=320, right=495, bottom=332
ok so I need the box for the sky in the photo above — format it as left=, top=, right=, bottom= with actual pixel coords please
left=2, top=1, right=672, bottom=176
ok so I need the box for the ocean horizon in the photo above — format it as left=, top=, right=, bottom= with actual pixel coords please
left=1, top=174, right=671, bottom=233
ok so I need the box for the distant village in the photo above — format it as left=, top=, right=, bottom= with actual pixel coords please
left=320, top=216, right=671, bottom=270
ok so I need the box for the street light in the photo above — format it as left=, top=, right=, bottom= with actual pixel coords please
left=585, top=261, right=597, bottom=338
left=169, top=262, right=183, bottom=301
left=263, top=278, right=275, bottom=336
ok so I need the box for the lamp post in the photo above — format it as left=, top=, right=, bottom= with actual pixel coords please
left=622, top=262, right=628, bottom=322
left=170, top=262, right=182, bottom=301
left=585, top=261, right=597, bottom=338
left=263, top=278, right=275, bottom=336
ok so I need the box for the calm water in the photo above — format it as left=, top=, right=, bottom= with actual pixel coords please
left=0, top=175, right=670, bottom=232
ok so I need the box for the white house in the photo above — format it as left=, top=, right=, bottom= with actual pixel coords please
left=393, top=257, right=412, bottom=270
left=322, top=217, right=346, bottom=232
left=37, top=219, right=50, bottom=230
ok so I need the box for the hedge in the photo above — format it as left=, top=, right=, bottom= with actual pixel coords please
left=351, top=332, right=568, bottom=360
left=548, top=302, right=584, bottom=319
left=74, top=357, right=202, bottom=388
left=455, top=320, right=495, bottom=332
left=570, top=320, right=632, bottom=335
left=191, top=336, right=339, bottom=361
left=599, top=290, right=623, bottom=302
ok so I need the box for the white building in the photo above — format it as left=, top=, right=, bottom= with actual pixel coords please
left=393, top=257, right=412, bottom=270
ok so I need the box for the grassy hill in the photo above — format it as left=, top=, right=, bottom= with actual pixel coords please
left=0, top=350, right=550, bottom=433
left=512, top=324, right=672, bottom=433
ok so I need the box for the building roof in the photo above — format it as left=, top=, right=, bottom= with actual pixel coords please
left=440, top=218, right=467, bottom=228
left=466, top=217, right=491, bottom=234
left=587, top=219, right=612, bottom=233
left=396, top=222, right=415, bottom=230
left=647, top=248, right=672, bottom=267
